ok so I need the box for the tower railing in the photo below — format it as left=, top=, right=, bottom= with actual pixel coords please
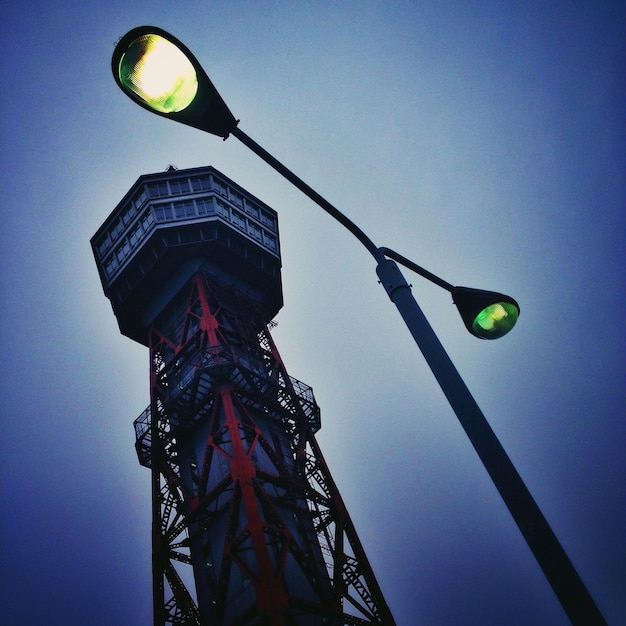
left=134, top=338, right=321, bottom=469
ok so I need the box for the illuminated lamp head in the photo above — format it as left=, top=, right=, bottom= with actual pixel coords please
left=112, top=26, right=237, bottom=138
left=451, top=286, right=520, bottom=339
left=117, top=33, right=198, bottom=113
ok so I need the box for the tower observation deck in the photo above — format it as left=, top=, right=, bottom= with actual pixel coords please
left=92, top=165, right=394, bottom=625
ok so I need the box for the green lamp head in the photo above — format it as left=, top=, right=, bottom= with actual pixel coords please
left=451, top=286, right=519, bottom=339
left=112, top=26, right=237, bottom=138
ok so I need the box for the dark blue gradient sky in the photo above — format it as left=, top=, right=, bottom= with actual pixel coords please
left=1, top=2, right=624, bottom=624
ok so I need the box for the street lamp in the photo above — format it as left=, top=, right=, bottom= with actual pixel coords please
left=111, top=25, right=605, bottom=625
left=112, top=26, right=520, bottom=341
left=377, top=247, right=519, bottom=340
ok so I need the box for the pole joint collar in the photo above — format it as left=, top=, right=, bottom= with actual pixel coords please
left=376, top=259, right=412, bottom=301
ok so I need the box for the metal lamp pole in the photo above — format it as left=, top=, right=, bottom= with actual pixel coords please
left=230, top=127, right=604, bottom=625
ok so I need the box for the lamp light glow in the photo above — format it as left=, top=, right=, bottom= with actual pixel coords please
left=112, top=26, right=237, bottom=138
left=451, top=286, right=520, bottom=339
left=118, top=34, right=198, bottom=113
left=472, top=301, right=519, bottom=338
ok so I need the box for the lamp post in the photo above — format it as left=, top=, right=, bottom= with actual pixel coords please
left=111, top=26, right=606, bottom=625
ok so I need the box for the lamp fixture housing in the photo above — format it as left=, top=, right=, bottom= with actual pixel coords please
left=112, top=26, right=238, bottom=138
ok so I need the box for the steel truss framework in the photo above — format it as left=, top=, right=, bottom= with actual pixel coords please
left=134, top=272, right=395, bottom=625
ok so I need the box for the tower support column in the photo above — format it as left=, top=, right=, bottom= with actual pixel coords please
left=91, top=166, right=395, bottom=625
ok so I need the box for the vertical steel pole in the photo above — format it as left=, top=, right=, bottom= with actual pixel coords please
left=229, top=125, right=604, bottom=624
left=375, top=258, right=605, bottom=625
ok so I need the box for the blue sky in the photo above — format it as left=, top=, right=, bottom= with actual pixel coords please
left=1, top=2, right=624, bottom=624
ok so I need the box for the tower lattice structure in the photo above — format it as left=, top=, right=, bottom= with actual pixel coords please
left=92, top=165, right=394, bottom=625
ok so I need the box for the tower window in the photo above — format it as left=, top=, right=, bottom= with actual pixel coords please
left=148, top=182, right=169, bottom=198
left=170, top=179, right=191, bottom=195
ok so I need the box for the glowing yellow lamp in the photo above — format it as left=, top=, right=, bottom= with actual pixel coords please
left=113, top=26, right=237, bottom=137
left=118, top=33, right=198, bottom=113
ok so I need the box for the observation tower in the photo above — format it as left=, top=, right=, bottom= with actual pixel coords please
left=91, top=165, right=394, bottom=625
